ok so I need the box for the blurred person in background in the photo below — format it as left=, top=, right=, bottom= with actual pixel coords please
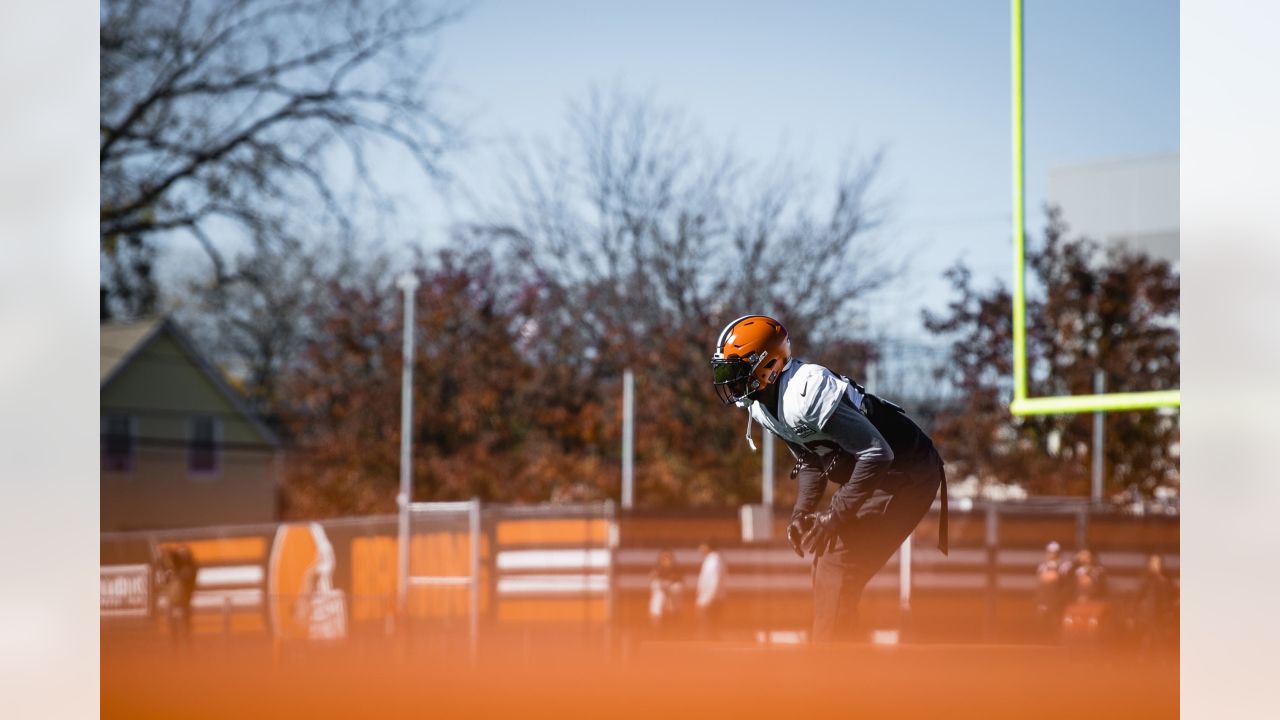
left=648, top=549, right=685, bottom=635
left=1070, top=548, right=1107, bottom=601
left=155, top=545, right=198, bottom=646
left=695, top=540, right=727, bottom=640
left=1061, top=549, right=1111, bottom=648
left=711, top=315, right=947, bottom=642
left=1033, top=541, right=1067, bottom=640
left=1132, top=553, right=1176, bottom=653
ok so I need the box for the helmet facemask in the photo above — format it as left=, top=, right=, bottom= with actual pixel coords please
left=711, top=350, right=771, bottom=406
left=710, top=314, right=791, bottom=407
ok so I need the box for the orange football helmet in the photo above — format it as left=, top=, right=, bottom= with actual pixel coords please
left=710, top=315, right=792, bottom=405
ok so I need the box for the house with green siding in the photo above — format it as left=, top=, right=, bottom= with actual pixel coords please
left=101, top=318, right=281, bottom=531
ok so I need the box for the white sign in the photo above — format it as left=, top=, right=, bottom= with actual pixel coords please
left=101, top=564, right=150, bottom=617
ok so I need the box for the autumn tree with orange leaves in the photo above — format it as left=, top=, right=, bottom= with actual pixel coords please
left=924, top=208, right=1180, bottom=499
left=277, top=91, right=894, bottom=516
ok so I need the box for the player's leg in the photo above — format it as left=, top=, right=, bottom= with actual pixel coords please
left=812, top=546, right=859, bottom=641
left=876, top=456, right=944, bottom=551
left=811, top=487, right=899, bottom=641
left=811, top=459, right=943, bottom=641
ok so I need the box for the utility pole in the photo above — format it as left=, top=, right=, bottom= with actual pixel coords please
left=761, top=431, right=775, bottom=508
left=621, top=369, right=634, bottom=510
left=395, top=272, right=419, bottom=617
left=1092, top=370, right=1105, bottom=503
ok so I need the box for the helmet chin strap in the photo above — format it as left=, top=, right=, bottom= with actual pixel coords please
left=738, top=353, right=771, bottom=452
left=720, top=346, right=775, bottom=451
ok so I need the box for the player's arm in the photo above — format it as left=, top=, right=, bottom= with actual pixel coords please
left=820, top=396, right=894, bottom=520
left=784, top=439, right=830, bottom=558
left=785, top=439, right=828, bottom=521
left=796, top=399, right=895, bottom=557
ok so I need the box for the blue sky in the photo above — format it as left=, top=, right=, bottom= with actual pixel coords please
left=412, top=0, right=1178, bottom=338
left=232, top=0, right=1176, bottom=341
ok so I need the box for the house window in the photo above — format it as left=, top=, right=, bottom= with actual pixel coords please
left=188, top=416, right=220, bottom=474
left=102, top=415, right=133, bottom=472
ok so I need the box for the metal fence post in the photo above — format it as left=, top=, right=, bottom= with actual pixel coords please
left=602, top=499, right=616, bottom=657
left=486, top=509, right=499, bottom=625
left=985, top=503, right=1000, bottom=639
left=469, top=498, right=481, bottom=662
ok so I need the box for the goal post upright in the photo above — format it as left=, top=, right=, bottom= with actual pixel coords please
left=1007, top=0, right=1178, bottom=417
left=1011, top=0, right=1028, bottom=407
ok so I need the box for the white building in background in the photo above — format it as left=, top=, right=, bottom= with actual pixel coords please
left=1047, top=154, right=1179, bottom=266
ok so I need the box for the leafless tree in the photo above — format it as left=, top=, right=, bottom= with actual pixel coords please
left=100, top=0, right=463, bottom=318
left=466, top=88, right=897, bottom=505
left=477, top=88, right=894, bottom=367
left=171, top=235, right=358, bottom=417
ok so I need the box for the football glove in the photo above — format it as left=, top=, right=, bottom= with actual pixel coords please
left=800, top=508, right=841, bottom=559
left=786, top=514, right=813, bottom=558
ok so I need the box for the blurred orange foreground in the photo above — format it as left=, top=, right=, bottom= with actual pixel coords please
left=103, top=637, right=1176, bottom=720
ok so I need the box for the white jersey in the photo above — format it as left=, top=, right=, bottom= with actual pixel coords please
left=746, top=359, right=865, bottom=454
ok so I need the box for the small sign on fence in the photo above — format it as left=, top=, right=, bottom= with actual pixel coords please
left=101, top=564, right=150, bottom=617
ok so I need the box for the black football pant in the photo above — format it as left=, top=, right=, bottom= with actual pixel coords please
left=811, top=454, right=944, bottom=642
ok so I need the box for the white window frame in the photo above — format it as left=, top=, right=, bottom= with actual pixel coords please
left=187, top=415, right=223, bottom=479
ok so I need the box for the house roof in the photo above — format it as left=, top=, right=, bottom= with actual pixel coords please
left=100, top=316, right=281, bottom=447
left=101, top=317, right=164, bottom=383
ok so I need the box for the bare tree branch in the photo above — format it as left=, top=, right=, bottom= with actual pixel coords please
left=101, top=0, right=464, bottom=319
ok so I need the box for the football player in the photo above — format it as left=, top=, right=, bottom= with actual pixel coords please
left=711, top=314, right=948, bottom=641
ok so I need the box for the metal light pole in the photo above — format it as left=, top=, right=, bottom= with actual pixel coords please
left=1092, top=370, right=1106, bottom=502
left=621, top=369, right=635, bottom=509
left=761, top=431, right=775, bottom=508
left=395, top=272, right=419, bottom=617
